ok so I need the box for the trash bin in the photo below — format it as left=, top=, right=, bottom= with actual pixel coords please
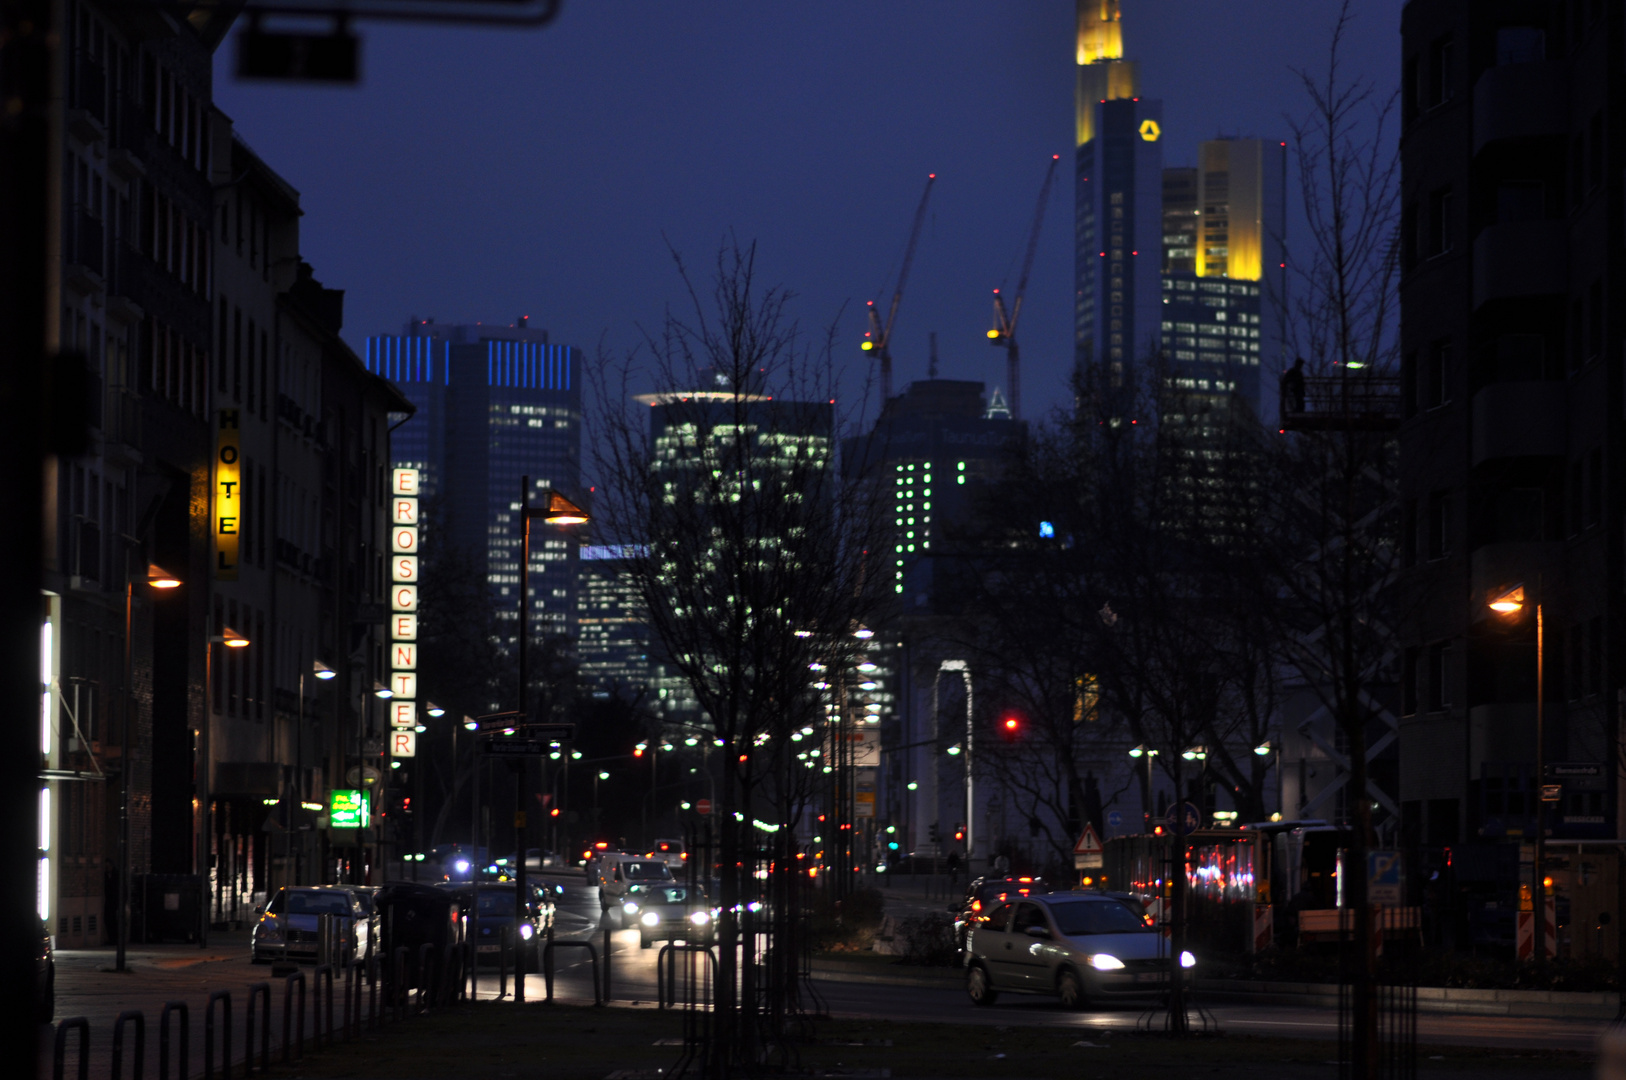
left=375, top=881, right=458, bottom=988
left=132, top=874, right=203, bottom=943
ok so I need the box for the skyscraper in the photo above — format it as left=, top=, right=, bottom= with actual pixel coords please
left=1074, top=0, right=1164, bottom=383
left=576, top=545, right=650, bottom=699
left=1160, top=138, right=1288, bottom=424
left=365, top=319, right=582, bottom=645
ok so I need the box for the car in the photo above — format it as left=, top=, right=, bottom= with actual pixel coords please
left=618, top=883, right=715, bottom=948
left=251, top=886, right=373, bottom=965
left=645, top=838, right=687, bottom=871
left=439, top=882, right=555, bottom=969
left=962, top=892, right=1192, bottom=1010
left=582, top=842, right=620, bottom=884
left=950, top=876, right=1051, bottom=951
left=596, top=855, right=676, bottom=908
left=36, top=916, right=53, bottom=1023
left=525, top=848, right=563, bottom=870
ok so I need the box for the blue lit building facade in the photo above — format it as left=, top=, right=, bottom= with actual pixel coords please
left=365, top=319, right=582, bottom=645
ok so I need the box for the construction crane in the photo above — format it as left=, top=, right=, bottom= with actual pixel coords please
left=862, top=172, right=937, bottom=403
left=986, top=154, right=1060, bottom=421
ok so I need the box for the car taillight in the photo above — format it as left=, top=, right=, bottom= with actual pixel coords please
left=971, top=900, right=981, bottom=912
left=681, top=853, right=687, bottom=860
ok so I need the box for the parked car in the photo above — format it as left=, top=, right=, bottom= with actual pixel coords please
left=36, top=916, right=53, bottom=1022
left=596, top=855, right=676, bottom=908
left=950, top=876, right=1051, bottom=951
left=962, top=893, right=1193, bottom=1009
left=619, top=882, right=714, bottom=948
left=251, top=886, right=372, bottom=964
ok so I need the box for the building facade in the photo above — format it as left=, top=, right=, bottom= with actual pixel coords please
left=576, top=545, right=650, bottom=699
left=1398, top=0, right=1622, bottom=933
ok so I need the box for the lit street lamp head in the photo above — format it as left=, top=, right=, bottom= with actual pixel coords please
left=312, top=660, right=337, bottom=680
left=373, top=681, right=393, bottom=699
left=146, top=563, right=182, bottom=589
left=1489, top=584, right=1526, bottom=614
left=221, top=627, right=250, bottom=648
left=530, top=489, right=589, bottom=526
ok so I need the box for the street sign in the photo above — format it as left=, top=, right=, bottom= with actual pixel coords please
left=1367, top=849, right=1402, bottom=906
left=1073, top=823, right=1104, bottom=870
left=695, top=798, right=713, bottom=816
left=1107, top=810, right=1124, bottom=829
left=475, top=712, right=575, bottom=738
left=481, top=737, right=550, bottom=756
left=345, top=765, right=381, bottom=787
left=1541, top=784, right=1564, bottom=803
left=1165, top=801, right=1201, bottom=833
left=330, top=789, right=369, bottom=829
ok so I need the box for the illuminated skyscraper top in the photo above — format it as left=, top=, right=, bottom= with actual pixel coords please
left=1074, top=0, right=1163, bottom=388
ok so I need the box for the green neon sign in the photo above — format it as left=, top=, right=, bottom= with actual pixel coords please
left=330, top=789, right=369, bottom=828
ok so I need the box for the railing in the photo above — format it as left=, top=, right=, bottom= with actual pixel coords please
left=1280, top=374, right=1402, bottom=432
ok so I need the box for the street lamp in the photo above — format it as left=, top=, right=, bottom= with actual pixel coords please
left=200, top=625, right=250, bottom=945
left=372, top=681, right=393, bottom=699
left=313, top=660, right=337, bottom=681
left=117, top=562, right=183, bottom=973
left=1128, top=745, right=1159, bottom=833
left=1489, top=580, right=1548, bottom=968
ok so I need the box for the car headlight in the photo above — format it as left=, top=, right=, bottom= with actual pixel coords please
left=454, top=859, right=470, bottom=875
left=1088, top=953, right=1125, bottom=971
left=623, top=901, right=639, bottom=914
left=1180, top=950, right=1196, bottom=968
left=519, top=923, right=534, bottom=940
left=257, top=924, right=283, bottom=943
left=689, top=910, right=711, bottom=926
left=641, top=912, right=660, bottom=927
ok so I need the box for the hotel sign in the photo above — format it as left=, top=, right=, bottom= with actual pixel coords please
left=215, top=410, right=241, bottom=579
left=390, top=468, right=421, bottom=757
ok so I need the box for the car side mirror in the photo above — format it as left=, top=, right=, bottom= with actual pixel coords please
left=1025, top=925, right=1050, bottom=939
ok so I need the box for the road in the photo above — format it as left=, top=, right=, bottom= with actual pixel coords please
left=38, top=869, right=1611, bottom=1077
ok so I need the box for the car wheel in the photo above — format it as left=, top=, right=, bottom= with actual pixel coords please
left=1056, top=969, right=1087, bottom=1010
left=966, top=964, right=999, bottom=1006
left=640, top=937, right=653, bottom=950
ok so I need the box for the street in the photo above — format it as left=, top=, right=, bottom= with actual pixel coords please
left=39, top=869, right=1613, bottom=1078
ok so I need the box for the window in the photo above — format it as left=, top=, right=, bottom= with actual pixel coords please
left=1402, top=350, right=1417, bottom=416
left=1426, top=188, right=1454, bottom=257
left=1590, top=617, right=1603, bottom=696
left=1402, top=647, right=1419, bottom=716
left=1427, top=642, right=1451, bottom=711
left=1427, top=36, right=1454, bottom=107
left=1425, top=340, right=1451, bottom=408
left=1401, top=498, right=1417, bottom=565
left=1495, top=26, right=1545, bottom=65
left=1496, top=181, right=1544, bottom=223
left=1494, top=488, right=1544, bottom=542
left=1426, top=490, right=1450, bottom=558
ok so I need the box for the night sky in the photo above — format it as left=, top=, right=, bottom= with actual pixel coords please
left=212, top=1, right=1403, bottom=427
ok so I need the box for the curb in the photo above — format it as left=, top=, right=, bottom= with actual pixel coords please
left=1194, top=979, right=1620, bottom=1020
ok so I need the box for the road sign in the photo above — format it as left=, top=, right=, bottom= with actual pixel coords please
left=481, top=737, right=550, bottom=756
left=1165, top=802, right=1201, bottom=833
left=1073, top=823, right=1104, bottom=870
left=330, top=789, right=369, bottom=829
left=1367, top=849, right=1403, bottom=906
left=695, top=798, right=712, bottom=816
left=1107, top=810, right=1124, bottom=829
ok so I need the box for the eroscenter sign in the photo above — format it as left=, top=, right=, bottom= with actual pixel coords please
left=389, top=468, right=422, bottom=759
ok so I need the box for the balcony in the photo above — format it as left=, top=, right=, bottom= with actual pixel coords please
left=1471, top=381, right=1565, bottom=465
left=1473, top=63, right=1568, bottom=155
left=1472, top=221, right=1566, bottom=309
left=1280, top=373, right=1402, bottom=432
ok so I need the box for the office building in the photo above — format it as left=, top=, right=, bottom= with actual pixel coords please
left=1074, top=0, right=1164, bottom=383
left=365, top=320, right=583, bottom=647
left=1398, top=0, right=1621, bottom=879
left=577, top=545, right=651, bottom=699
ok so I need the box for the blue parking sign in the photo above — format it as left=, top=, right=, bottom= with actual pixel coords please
left=1367, top=850, right=1403, bottom=905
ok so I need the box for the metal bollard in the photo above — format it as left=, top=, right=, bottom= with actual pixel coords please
left=111, top=1009, right=146, bottom=1080
left=204, top=990, right=232, bottom=1080
left=52, top=1017, right=89, bottom=1080
left=497, top=926, right=509, bottom=999
left=244, top=983, right=270, bottom=1075
left=313, top=965, right=334, bottom=1047
left=281, top=970, right=306, bottom=1064
left=416, top=942, right=436, bottom=1011
left=602, top=921, right=612, bottom=1002
left=368, top=952, right=380, bottom=1030
left=392, top=946, right=409, bottom=1021
left=543, top=920, right=555, bottom=1002
left=158, top=1001, right=189, bottom=1080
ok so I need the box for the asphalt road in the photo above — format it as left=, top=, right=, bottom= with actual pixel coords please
left=37, top=869, right=1613, bottom=1078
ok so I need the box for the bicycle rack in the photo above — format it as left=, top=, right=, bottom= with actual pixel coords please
left=244, top=983, right=271, bottom=1075
left=656, top=944, right=717, bottom=1010
left=281, top=970, right=306, bottom=1064
left=203, top=990, right=231, bottom=1080
left=111, top=1009, right=145, bottom=1080
left=158, top=1001, right=188, bottom=1080
left=541, top=939, right=601, bottom=1005
left=313, top=964, right=334, bottom=1046
left=52, top=1016, right=89, bottom=1080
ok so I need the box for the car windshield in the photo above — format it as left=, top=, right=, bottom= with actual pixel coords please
left=286, top=892, right=351, bottom=915
left=621, top=862, right=670, bottom=880
left=631, top=886, right=692, bottom=904
left=1049, top=900, right=1149, bottom=936
left=475, top=891, right=526, bottom=917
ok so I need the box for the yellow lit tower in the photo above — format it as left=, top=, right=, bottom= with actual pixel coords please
left=1074, top=0, right=1164, bottom=392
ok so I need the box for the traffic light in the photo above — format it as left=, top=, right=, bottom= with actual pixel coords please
left=953, top=824, right=965, bottom=843
left=929, top=823, right=941, bottom=842
left=1000, top=714, right=1020, bottom=742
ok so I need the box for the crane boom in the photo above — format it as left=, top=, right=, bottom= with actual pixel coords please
left=987, top=155, right=1060, bottom=421
left=864, top=173, right=937, bottom=404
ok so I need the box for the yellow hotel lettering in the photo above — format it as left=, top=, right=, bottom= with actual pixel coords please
left=215, top=409, right=241, bottom=580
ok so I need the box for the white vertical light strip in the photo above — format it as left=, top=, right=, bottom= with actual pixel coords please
left=38, top=857, right=50, bottom=921
left=39, top=620, right=52, bottom=756
left=38, top=788, right=50, bottom=851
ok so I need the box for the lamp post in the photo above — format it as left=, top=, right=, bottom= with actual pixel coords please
left=1253, top=740, right=1280, bottom=821
left=1490, top=581, right=1547, bottom=969
left=515, top=478, right=588, bottom=1003
left=1182, top=746, right=1209, bottom=826
left=200, top=625, right=250, bottom=947
left=116, top=563, right=181, bottom=973
left=1127, top=745, right=1159, bottom=833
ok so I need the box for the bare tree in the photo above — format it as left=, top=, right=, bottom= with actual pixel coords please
left=590, top=242, right=887, bottom=1075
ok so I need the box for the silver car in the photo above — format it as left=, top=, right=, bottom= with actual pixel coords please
left=963, top=893, right=1193, bottom=1009
left=251, top=886, right=372, bottom=965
